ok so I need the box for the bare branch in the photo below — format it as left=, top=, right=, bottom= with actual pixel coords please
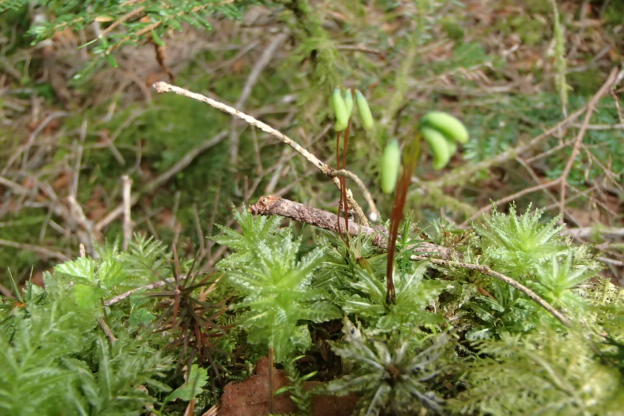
left=249, top=195, right=452, bottom=258
left=152, top=81, right=372, bottom=226
left=104, top=278, right=175, bottom=307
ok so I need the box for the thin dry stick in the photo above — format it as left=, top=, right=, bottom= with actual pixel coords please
left=559, top=67, right=623, bottom=217
left=573, top=123, right=624, bottom=130
left=564, top=227, right=624, bottom=239
left=410, top=255, right=572, bottom=327
left=98, top=317, right=118, bottom=344
left=333, top=169, right=380, bottom=221
left=152, top=81, right=374, bottom=226
left=122, top=175, right=133, bottom=250
left=67, top=195, right=96, bottom=255
left=249, top=195, right=452, bottom=258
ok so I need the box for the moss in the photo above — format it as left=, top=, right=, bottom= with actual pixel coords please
left=567, top=67, right=606, bottom=95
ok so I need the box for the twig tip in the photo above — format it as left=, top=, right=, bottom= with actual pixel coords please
left=152, top=81, right=170, bottom=93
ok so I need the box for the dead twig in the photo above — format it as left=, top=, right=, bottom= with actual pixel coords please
left=563, top=227, right=624, bottom=239
left=98, top=317, right=118, bottom=344
left=67, top=195, right=96, bottom=255
left=152, top=81, right=372, bottom=226
left=104, top=277, right=175, bottom=307
left=410, top=255, right=572, bottom=327
left=332, top=169, right=380, bottom=221
left=249, top=195, right=452, bottom=258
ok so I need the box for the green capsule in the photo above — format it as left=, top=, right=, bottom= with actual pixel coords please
left=332, top=88, right=349, bottom=131
left=422, top=127, right=451, bottom=170
left=343, top=89, right=354, bottom=118
left=421, top=111, right=469, bottom=144
left=355, top=90, right=374, bottom=131
left=381, top=140, right=401, bottom=194
left=446, top=138, right=457, bottom=158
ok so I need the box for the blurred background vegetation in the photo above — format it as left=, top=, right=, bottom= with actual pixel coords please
left=0, top=0, right=622, bottom=289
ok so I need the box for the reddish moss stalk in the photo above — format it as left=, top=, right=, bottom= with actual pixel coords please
left=386, top=135, right=421, bottom=304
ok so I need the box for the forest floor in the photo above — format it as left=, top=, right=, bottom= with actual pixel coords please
left=0, top=1, right=623, bottom=415
left=1, top=0, right=622, bottom=289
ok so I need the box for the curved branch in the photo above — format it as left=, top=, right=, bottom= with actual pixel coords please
left=152, top=81, right=371, bottom=226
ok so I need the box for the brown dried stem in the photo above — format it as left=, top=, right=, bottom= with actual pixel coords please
left=249, top=195, right=452, bottom=258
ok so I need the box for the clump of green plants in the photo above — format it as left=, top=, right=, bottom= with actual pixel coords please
left=0, top=237, right=176, bottom=415
left=326, top=319, right=449, bottom=416
left=450, top=327, right=624, bottom=415
left=464, top=206, right=600, bottom=338
left=215, top=210, right=341, bottom=364
left=335, top=261, right=449, bottom=333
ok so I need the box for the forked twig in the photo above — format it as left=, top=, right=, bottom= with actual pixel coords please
left=332, top=169, right=380, bottom=221
left=152, top=81, right=376, bottom=226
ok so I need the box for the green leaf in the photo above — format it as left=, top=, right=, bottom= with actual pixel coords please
left=166, top=364, right=208, bottom=402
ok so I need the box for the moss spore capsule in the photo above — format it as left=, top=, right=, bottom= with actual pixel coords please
left=333, top=88, right=349, bottom=131
left=381, top=139, right=401, bottom=193
left=421, top=111, right=469, bottom=144
left=422, top=127, right=451, bottom=170
left=355, top=89, right=374, bottom=131
left=343, top=89, right=354, bottom=118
